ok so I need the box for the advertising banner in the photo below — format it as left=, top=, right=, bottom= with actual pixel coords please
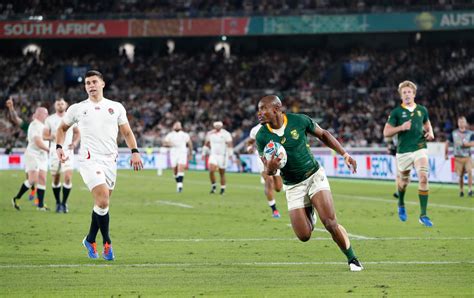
left=0, top=20, right=129, bottom=39
left=0, top=153, right=470, bottom=184
left=1, top=11, right=471, bottom=39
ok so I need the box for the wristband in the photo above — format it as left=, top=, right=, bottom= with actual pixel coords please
left=131, top=148, right=139, bottom=154
left=56, top=144, right=63, bottom=150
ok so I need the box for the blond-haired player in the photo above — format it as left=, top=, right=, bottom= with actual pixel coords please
left=383, top=80, right=435, bottom=227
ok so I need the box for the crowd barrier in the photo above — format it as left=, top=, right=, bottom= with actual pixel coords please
left=1, top=149, right=471, bottom=184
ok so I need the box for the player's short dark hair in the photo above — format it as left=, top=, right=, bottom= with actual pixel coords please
left=85, top=70, right=104, bottom=80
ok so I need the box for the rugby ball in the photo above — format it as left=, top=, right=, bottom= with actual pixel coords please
left=263, top=141, right=287, bottom=169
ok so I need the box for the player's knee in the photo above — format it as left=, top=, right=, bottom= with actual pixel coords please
left=298, top=234, right=311, bottom=242
left=322, top=218, right=338, bottom=234
left=296, top=230, right=312, bottom=242
left=274, top=184, right=282, bottom=192
left=96, top=199, right=109, bottom=209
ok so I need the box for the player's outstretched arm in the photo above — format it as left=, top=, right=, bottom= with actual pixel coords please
left=423, top=120, right=435, bottom=141
left=56, top=121, right=71, bottom=162
left=119, top=123, right=143, bottom=171
left=6, top=97, right=24, bottom=127
left=311, top=124, right=357, bottom=173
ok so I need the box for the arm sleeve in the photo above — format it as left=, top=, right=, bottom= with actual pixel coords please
left=226, top=131, right=233, bottom=143
left=301, top=114, right=317, bottom=133
left=422, top=106, right=429, bottom=124
left=249, top=125, right=260, bottom=140
left=63, top=104, right=78, bottom=126
left=117, top=103, right=128, bottom=126
left=387, top=109, right=398, bottom=127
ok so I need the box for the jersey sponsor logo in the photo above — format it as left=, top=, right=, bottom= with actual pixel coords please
left=290, top=129, right=299, bottom=140
left=402, top=112, right=407, bottom=118
left=95, top=106, right=100, bottom=110
left=417, top=110, right=422, bottom=117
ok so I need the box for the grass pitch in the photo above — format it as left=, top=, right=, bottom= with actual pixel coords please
left=1, top=169, right=473, bottom=296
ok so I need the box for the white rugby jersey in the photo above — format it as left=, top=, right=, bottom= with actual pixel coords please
left=164, top=130, right=190, bottom=154
left=26, top=119, right=48, bottom=157
left=249, top=124, right=262, bottom=140
left=45, top=113, right=75, bottom=150
left=206, top=129, right=232, bottom=156
left=63, top=98, right=128, bottom=161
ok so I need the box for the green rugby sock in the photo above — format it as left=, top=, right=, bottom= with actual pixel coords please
left=342, top=246, right=356, bottom=262
left=398, top=189, right=406, bottom=207
left=419, top=190, right=429, bottom=216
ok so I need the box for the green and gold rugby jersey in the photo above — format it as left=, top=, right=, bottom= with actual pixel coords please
left=387, top=104, right=429, bottom=154
left=256, top=113, right=320, bottom=185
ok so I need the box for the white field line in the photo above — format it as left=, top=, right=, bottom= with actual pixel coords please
left=0, top=260, right=472, bottom=269
left=336, top=194, right=474, bottom=211
left=153, top=200, right=193, bottom=209
left=135, top=176, right=474, bottom=212
left=148, top=237, right=474, bottom=242
left=312, top=227, right=371, bottom=239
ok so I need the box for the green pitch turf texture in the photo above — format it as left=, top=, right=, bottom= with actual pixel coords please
left=1, top=169, right=473, bottom=296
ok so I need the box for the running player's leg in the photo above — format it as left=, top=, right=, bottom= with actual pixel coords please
left=36, top=170, right=48, bottom=210
left=311, top=189, right=362, bottom=270
left=209, top=164, right=217, bottom=194
left=62, top=169, right=73, bottom=212
left=218, top=168, right=226, bottom=195
left=51, top=172, right=62, bottom=212
left=13, top=170, right=38, bottom=210
left=289, top=207, right=313, bottom=241
left=396, top=152, right=413, bottom=221
left=262, top=172, right=280, bottom=218
left=176, top=163, right=185, bottom=193
left=286, top=181, right=313, bottom=241
left=414, top=154, right=432, bottom=226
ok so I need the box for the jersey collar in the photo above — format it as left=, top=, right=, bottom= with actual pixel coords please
left=401, top=103, right=417, bottom=110
left=266, top=114, right=287, bottom=133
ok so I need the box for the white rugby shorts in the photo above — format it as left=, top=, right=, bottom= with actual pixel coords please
left=79, top=159, right=117, bottom=191
left=169, top=151, right=187, bottom=168
left=285, top=167, right=331, bottom=211
left=24, top=151, right=48, bottom=172
left=396, top=149, right=428, bottom=172
left=208, top=154, right=228, bottom=169
left=49, top=150, right=74, bottom=175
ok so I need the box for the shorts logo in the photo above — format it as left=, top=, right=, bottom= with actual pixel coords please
left=108, top=108, right=114, bottom=115
left=106, top=179, right=114, bottom=188
left=290, top=129, right=299, bottom=140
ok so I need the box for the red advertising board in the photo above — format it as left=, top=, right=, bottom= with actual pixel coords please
left=0, top=20, right=129, bottom=39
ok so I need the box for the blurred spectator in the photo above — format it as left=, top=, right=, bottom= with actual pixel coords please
left=1, top=44, right=472, bottom=150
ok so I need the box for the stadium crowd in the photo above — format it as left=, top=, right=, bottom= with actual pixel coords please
left=1, top=44, right=472, bottom=150
left=1, top=0, right=472, bottom=19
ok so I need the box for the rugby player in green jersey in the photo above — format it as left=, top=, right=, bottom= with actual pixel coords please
left=383, top=81, right=435, bottom=227
left=255, top=95, right=363, bottom=271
